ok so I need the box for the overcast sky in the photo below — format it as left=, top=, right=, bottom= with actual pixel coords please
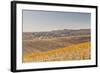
left=23, top=10, right=91, bottom=32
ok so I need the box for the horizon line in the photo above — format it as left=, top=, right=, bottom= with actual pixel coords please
left=23, top=28, right=90, bottom=32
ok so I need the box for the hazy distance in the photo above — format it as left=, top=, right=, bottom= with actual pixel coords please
left=23, top=10, right=91, bottom=32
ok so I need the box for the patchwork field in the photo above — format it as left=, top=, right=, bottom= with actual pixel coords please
left=22, top=29, right=91, bottom=63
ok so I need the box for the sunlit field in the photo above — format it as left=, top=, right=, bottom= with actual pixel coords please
left=23, top=42, right=90, bottom=62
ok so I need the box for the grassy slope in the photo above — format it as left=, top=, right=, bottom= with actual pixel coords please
left=23, top=42, right=91, bottom=63
left=23, top=35, right=90, bottom=54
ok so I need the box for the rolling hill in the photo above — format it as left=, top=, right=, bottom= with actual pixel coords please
left=23, top=42, right=90, bottom=62
left=22, top=29, right=91, bottom=62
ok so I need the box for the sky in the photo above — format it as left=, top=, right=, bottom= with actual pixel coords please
left=23, top=10, right=91, bottom=32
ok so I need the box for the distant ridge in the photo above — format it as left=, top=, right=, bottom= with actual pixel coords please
left=23, top=29, right=90, bottom=40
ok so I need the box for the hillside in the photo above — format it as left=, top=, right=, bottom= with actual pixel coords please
left=22, top=29, right=91, bottom=62
left=23, top=42, right=90, bottom=62
left=23, top=29, right=90, bottom=40
left=23, top=35, right=90, bottom=54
